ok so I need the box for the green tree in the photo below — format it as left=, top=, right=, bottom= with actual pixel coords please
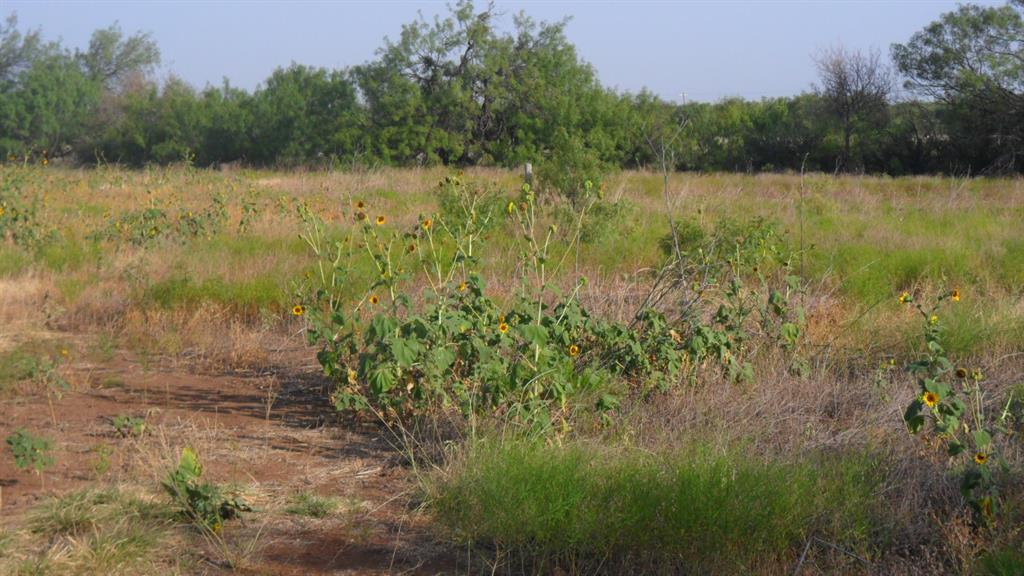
left=77, top=22, right=160, bottom=90
left=813, top=46, right=892, bottom=172
left=357, top=0, right=495, bottom=164
left=892, top=0, right=1023, bottom=172
left=249, top=64, right=362, bottom=166
left=0, top=13, right=42, bottom=83
left=197, top=80, right=252, bottom=166
left=0, top=49, right=99, bottom=157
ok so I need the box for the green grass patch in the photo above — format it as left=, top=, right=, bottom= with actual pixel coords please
left=0, top=489, right=178, bottom=576
left=975, top=547, right=1024, bottom=576
left=0, top=245, right=31, bottom=277
left=191, top=233, right=308, bottom=260
left=996, top=238, right=1024, bottom=292
left=429, top=439, right=882, bottom=573
left=819, top=243, right=975, bottom=304
left=284, top=492, right=342, bottom=519
left=36, top=237, right=102, bottom=273
left=0, top=340, right=66, bottom=393
left=143, top=274, right=287, bottom=313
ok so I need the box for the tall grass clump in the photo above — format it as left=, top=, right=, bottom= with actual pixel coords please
left=428, top=439, right=882, bottom=574
left=0, top=489, right=179, bottom=575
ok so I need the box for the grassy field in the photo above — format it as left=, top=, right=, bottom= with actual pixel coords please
left=1, top=165, right=1023, bottom=574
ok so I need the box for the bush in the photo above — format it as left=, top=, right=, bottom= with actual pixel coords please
left=302, top=175, right=684, bottom=429
left=536, top=130, right=607, bottom=207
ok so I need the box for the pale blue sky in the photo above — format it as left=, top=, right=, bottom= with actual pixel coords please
left=5, top=1, right=1004, bottom=102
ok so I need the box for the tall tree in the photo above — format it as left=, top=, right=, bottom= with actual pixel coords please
left=813, top=46, right=892, bottom=172
left=0, top=13, right=43, bottom=83
left=361, top=0, right=496, bottom=164
left=78, top=23, right=160, bottom=90
left=891, top=0, right=1023, bottom=172
left=0, top=49, right=99, bottom=156
left=249, top=64, right=362, bottom=165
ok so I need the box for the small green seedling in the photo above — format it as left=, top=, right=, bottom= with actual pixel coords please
left=6, top=429, right=54, bottom=475
left=111, top=414, right=147, bottom=437
left=162, top=447, right=250, bottom=534
left=92, top=443, right=113, bottom=478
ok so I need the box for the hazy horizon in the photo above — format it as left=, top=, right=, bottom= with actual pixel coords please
left=5, top=1, right=1006, bottom=102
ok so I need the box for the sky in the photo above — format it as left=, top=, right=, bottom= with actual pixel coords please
left=5, top=0, right=1006, bottom=102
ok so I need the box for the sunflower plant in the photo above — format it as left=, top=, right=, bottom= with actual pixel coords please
left=90, top=192, right=229, bottom=246
left=298, top=174, right=684, bottom=431
left=901, top=289, right=1008, bottom=522
left=0, top=168, right=55, bottom=249
left=658, top=217, right=807, bottom=383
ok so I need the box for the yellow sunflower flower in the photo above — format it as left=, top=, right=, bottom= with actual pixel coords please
left=922, top=391, right=939, bottom=408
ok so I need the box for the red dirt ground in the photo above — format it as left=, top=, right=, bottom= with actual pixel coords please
left=0, top=339, right=461, bottom=575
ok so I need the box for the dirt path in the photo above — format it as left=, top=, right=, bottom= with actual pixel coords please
left=0, top=339, right=458, bottom=575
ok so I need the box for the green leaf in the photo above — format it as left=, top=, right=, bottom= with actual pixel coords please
left=596, top=393, right=620, bottom=412
left=518, top=324, right=548, bottom=347
left=391, top=337, right=424, bottom=368
left=779, top=322, right=800, bottom=347
left=368, top=366, right=396, bottom=395
left=924, top=379, right=950, bottom=398
left=974, top=429, right=992, bottom=449
left=179, top=447, right=202, bottom=479
left=429, top=347, right=456, bottom=374
left=904, top=401, right=924, bottom=433
left=938, top=415, right=959, bottom=434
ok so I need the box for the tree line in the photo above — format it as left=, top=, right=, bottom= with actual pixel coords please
left=1, top=0, right=1021, bottom=175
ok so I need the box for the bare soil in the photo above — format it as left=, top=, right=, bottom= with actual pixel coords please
left=0, top=334, right=459, bottom=575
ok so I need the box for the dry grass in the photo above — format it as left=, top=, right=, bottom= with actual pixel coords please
left=6, top=165, right=1021, bottom=364
left=2, top=165, right=1022, bottom=573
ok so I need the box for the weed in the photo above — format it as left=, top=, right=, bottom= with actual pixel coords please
left=92, top=443, right=112, bottom=478
left=285, top=492, right=341, bottom=519
left=161, top=447, right=250, bottom=533
left=6, top=430, right=54, bottom=476
left=112, top=414, right=147, bottom=437
left=12, top=489, right=177, bottom=575
left=303, top=175, right=681, bottom=429
left=975, top=547, right=1024, bottom=576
